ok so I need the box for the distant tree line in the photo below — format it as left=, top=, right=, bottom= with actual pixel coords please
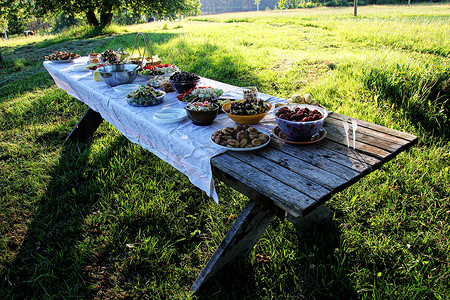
left=202, top=0, right=448, bottom=13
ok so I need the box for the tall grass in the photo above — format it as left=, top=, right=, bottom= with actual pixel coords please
left=1, top=4, right=450, bottom=299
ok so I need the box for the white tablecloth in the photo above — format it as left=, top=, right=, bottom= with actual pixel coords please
left=44, top=57, right=283, bottom=203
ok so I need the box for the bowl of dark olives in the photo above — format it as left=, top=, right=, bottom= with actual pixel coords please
left=222, top=99, right=271, bottom=125
left=169, top=71, right=200, bottom=94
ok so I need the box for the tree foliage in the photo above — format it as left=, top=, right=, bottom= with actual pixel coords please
left=0, top=0, right=35, bottom=35
left=7, top=10, right=23, bottom=34
left=33, top=0, right=201, bottom=27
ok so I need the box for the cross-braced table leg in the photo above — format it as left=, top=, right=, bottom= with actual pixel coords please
left=66, top=108, right=104, bottom=142
left=191, top=198, right=276, bottom=293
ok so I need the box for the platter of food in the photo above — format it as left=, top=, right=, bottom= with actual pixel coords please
left=211, top=125, right=271, bottom=151
left=222, top=99, right=272, bottom=125
left=126, top=85, right=165, bottom=106
left=51, top=58, right=76, bottom=63
left=99, top=49, right=120, bottom=64
left=85, top=63, right=104, bottom=71
left=45, top=51, right=80, bottom=62
left=176, top=86, right=223, bottom=102
left=139, top=64, right=178, bottom=77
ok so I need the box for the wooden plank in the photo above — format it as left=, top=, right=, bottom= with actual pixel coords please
left=329, top=113, right=417, bottom=142
left=325, top=117, right=413, bottom=153
left=212, top=167, right=287, bottom=220
left=65, top=108, right=103, bottom=142
left=211, top=153, right=316, bottom=217
left=311, top=138, right=382, bottom=168
left=270, top=138, right=371, bottom=178
left=253, top=144, right=354, bottom=191
left=191, top=198, right=276, bottom=293
left=228, top=150, right=332, bottom=201
left=254, top=146, right=349, bottom=191
left=322, top=120, right=392, bottom=159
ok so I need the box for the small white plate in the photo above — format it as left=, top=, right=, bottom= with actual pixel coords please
left=113, top=84, right=142, bottom=93
left=49, top=58, right=76, bottom=63
left=71, top=65, right=89, bottom=72
left=153, top=108, right=187, bottom=123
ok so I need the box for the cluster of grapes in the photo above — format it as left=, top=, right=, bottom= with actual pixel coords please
left=228, top=99, right=269, bottom=116
left=169, top=71, right=199, bottom=82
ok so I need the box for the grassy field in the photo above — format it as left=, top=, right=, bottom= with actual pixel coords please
left=1, top=4, right=449, bottom=299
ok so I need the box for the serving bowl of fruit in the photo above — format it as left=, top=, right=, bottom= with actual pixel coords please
left=274, top=104, right=328, bottom=140
left=185, top=100, right=220, bottom=126
left=169, top=71, right=200, bottom=94
left=222, top=99, right=271, bottom=125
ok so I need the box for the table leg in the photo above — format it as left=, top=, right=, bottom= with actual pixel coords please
left=66, top=108, right=104, bottom=142
left=288, top=205, right=333, bottom=228
left=191, top=198, right=276, bottom=293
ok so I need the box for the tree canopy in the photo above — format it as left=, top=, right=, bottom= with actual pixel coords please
left=33, top=0, right=201, bottom=27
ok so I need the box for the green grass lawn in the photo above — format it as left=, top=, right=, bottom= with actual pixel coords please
left=1, top=4, right=449, bottom=299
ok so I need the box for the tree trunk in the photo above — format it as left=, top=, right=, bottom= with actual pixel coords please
left=100, top=12, right=113, bottom=27
left=86, top=11, right=99, bottom=27
left=2, top=25, right=8, bottom=40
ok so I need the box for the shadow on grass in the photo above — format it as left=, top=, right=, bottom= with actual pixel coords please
left=196, top=218, right=358, bottom=299
left=0, top=132, right=130, bottom=298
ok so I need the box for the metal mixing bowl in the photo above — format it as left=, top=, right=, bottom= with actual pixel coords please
left=97, top=64, right=138, bottom=87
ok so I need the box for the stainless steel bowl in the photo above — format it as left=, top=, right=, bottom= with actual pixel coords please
left=97, top=64, right=138, bottom=87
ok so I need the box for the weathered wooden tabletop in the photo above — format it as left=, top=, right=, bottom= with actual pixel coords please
left=211, top=112, right=418, bottom=219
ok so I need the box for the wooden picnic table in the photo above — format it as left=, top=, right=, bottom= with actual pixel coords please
left=192, top=112, right=417, bottom=292
left=44, top=60, right=418, bottom=293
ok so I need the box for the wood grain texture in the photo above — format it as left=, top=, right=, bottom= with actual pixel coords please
left=212, top=153, right=316, bottom=216
left=228, top=150, right=332, bottom=200
left=322, top=120, right=392, bottom=158
left=325, top=117, right=413, bottom=153
left=328, top=113, right=417, bottom=142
